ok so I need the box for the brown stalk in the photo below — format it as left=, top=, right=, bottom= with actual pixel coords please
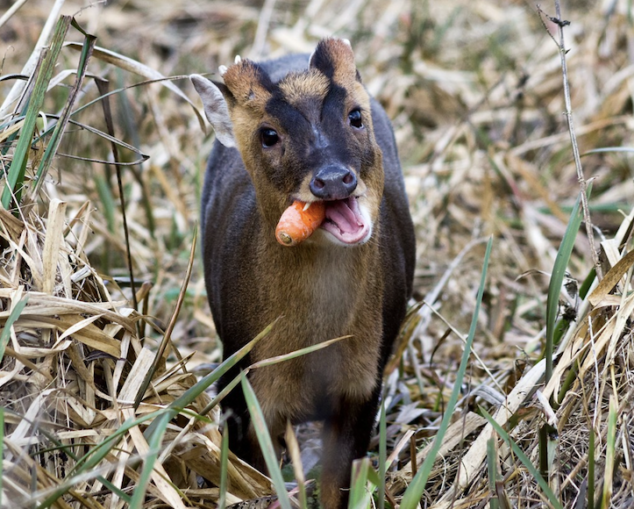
left=537, top=2, right=603, bottom=280
left=95, top=78, right=140, bottom=320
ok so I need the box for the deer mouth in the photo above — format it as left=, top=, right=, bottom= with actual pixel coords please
left=320, top=196, right=371, bottom=245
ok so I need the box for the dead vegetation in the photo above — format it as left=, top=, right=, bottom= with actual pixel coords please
left=1, top=0, right=634, bottom=507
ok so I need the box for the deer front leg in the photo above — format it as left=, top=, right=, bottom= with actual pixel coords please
left=219, top=369, right=267, bottom=473
left=320, top=386, right=381, bottom=509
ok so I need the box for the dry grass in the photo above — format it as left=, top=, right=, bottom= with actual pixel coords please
left=1, top=0, right=634, bottom=507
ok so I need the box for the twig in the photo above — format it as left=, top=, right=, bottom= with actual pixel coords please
left=537, top=3, right=603, bottom=280
left=250, top=0, right=277, bottom=60
left=0, top=0, right=30, bottom=30
left=95, top=79, right=139, bottom=317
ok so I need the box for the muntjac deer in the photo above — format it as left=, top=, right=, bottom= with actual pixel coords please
left=191, top=38, right=415, bottom=508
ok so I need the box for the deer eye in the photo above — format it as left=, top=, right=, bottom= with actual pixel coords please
left=261, top=128, right=279, bottom=147
left=348, top=109, right=363, bottom=129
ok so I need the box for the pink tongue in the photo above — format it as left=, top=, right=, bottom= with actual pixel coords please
left=325, top=199, right=363, bottom=233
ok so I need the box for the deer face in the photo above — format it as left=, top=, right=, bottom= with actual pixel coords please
left=192, top=38, right=385, bottom=246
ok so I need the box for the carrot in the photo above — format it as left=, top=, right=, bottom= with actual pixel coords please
left=275, top=200, right=326, bottom=246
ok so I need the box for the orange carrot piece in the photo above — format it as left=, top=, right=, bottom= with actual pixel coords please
left=275, top=200, right=326, bottom=246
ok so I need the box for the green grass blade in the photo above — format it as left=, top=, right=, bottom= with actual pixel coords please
left=539, top=425, right=549, bottom=481
left=249, top=334, right=348, bottom=369
left=348, top=457, right=371, bottom=509
left=1, top=15, right=71, bottom=209
left=94, top=174, right=116, bottom=233
left=557, top=359, right=580, bottom=404
left=202, top=334, right=351, bottom=415
left=487, top=438, right=499, bottom=509
left=545, top=192, right=583, bottom=383
left=32, top=19, right=96, bottom=197
left=167, top=320, right=275, bottom=406
left=129, top=413, right=171, bottom=509
left=201, top=370, right=247, bottom=416
left=378, top=395, right=386, bottom=509
left=146, top=321, right=337, bottom=443
left=68, top=411, right=161, bottom=475
left=600, top=397, right=617, bottom=508
left=143, top=319, right=276, bottom=437
left=365, top=466, right=381, bottom=489
left=579, top=267, right=597, bottom=300
left=0, top=406, right=3, bottom=509
left=0, top=296, right=29, bottom=364
left=581, top=146, right=634, bottom=156
left=241, top=377, right=291, bottom=509
left=480, top=407, right=563, bottom=509
left=219, top=425, right=229, bottom=509
left=400, top=237, right=493, bottom=509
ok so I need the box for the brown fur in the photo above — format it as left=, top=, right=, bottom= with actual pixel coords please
left=278, top=70, right=330, bottom=107
left=198, top=38, right=415, bottom=508
left=232, top=226, right=385, bottom=509
left=317, top=39, right=358, bottom=88
left=221, top=44, right=385, bottom=416
left=222, top=60, right=272, bottom=108
left=225, top=53, right=381, bottom=232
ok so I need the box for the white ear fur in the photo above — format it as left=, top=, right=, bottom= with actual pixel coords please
left=190, top=74, right=236, bottom=148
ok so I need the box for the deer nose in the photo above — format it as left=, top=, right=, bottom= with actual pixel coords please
left=309, top=166, right=357, bottom=200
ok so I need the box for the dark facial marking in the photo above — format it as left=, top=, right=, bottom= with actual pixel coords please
left=321, top=83, right=347, bottom=123
left=319, top=83, right=357, bottom=165
left=310, top=47, right=336, bottom=80
left=258, top=78, right=368, bottom=196
left=264, top=91, right=312, bottom=134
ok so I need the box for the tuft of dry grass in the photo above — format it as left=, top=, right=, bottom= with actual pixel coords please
left=2, top=0, right=634, bottom=507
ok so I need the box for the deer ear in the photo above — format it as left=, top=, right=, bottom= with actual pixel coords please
left=190, top=74, right=236, bottom=148
left=309, top=38, right=359, bottom=85
left=222, top=60, right=274, bottom=107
